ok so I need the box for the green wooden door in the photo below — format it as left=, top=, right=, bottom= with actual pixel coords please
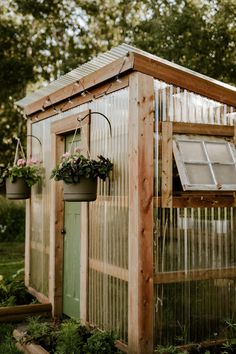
left=63, top=134, right=81, bottom=319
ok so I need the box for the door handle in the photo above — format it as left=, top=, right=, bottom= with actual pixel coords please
left=61, top=228, right=66, bottom=235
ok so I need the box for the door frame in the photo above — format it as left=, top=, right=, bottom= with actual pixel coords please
left=50, top=109, right=90, bottom=321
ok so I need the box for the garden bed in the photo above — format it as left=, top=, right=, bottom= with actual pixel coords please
left=13, top=318, right=124, bottom=354
left=14, top=327, right=48, bottom=354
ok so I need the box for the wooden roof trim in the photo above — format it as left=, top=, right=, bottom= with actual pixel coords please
left=25, top=53, right=134, bottom=116
left=30, top=76, right=129, bottom=123
left=133, top=52, right=236, bottom=107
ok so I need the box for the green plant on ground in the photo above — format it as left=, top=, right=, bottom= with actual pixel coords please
left=55, top=319, right=90, bottom=354
left=0, top=196, right=25, bottom=242
left=83, top=330, right=120, bottom=354
left=223, top=318, right=236, bottom=339
left=0, top=270, right=34, bottom=306
left=18, top=317, right=122, bottom=353
left=155, top=345, right=188, bottom=354
left=0, top=323, right=21, bottom=354
left=21, top=316, right=55, bottom=351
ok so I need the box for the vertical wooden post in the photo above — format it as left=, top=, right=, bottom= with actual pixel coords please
left=25, top=119, right=32, bottom=288
left=161, top=122, right=173, bottom=208
left=80, top=116, right=90, bottom=323
left=128, top=72, right=154, bottom=354
left=49, top=133, right=65, bottom=317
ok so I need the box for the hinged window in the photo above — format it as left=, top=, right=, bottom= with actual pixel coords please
left=173, top=135, right=236, bottom=191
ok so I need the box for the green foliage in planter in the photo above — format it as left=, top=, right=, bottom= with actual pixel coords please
left=0, top=196, right=25, bottom=242
left=55, top=319, right=90, bottom=354
left=51, top=150, right=113, bottom=184
left=83, top=330, right=120, bottom=354
left=0, top=158, right=42, bottom=187
left=20, top=317, right=121, bottom=353
left=0, top=323, right=21, bottom=354
left=21, top=316, right=56, bottom=351
left=0, top=271, right=34, bottom=306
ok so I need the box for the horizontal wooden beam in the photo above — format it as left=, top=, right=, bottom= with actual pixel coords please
left=158, top=121, right=234, bottom=136
left=133, top=52, right=236, bottom=107
left=154, top=195, right=235, bottom=208
left=31, top=76, right=129, bottom=122
left=0, top=303, right=52, bottom=322
left=154, top=266, right=236, bottom=284
left=25, top=55, right=134, bottom=116
left=89, top=258, right=128, bottom=282
left=51, top=109, right=90, bottom=134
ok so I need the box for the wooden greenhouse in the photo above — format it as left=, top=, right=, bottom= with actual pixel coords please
left=16, top=44, right=236, bottom=353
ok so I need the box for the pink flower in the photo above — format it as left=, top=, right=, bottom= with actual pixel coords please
left=28, top=158, right=38, bottom=165
left=75, top=147, right=82, bottom=153
left=17, top=158, right=26, bottom=167
left=62, top=152, right=71, bottom=158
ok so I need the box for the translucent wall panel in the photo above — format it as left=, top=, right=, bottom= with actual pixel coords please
left=88, top=89, right=129, bottom=342
left=154, top=79, right=236, bottom=346
left=30, top=103, right=90, bottom=296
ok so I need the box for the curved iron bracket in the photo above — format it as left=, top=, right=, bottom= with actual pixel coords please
left=77, top=111, right=112, bottom=137
left=27, top=134, right=42, bottom=147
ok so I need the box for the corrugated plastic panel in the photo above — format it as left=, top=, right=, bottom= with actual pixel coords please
left=88, top=88, right=129, bottom=342
left=153, top=79, right=236, bottom=346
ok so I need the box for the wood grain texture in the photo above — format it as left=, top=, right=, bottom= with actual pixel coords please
left=25, top=119, right=32, bottom=288
left=154, top=266, right=236, bottom=284
left=133, top=52, right=236, bottom=107
left=79, top=114, right=90, bottom=324
left=128, top=72, right=154, bottom=354
left=158, top=121, right=234, bottom=136
left=49, top=110, right=90, bottom=318
left=161, top=122, right=173, bottom=208
left=25, top=56, right=134, bottom=116
left=30, top=77, right=129, bottom=122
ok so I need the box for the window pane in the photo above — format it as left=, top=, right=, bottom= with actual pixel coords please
left=178, top=141, right=206, bottom=162
left=213, top=165, right=236, bottom=185
left=185, top=164, right=213, bottom=184
left=205, top=142, right=233, bottom=163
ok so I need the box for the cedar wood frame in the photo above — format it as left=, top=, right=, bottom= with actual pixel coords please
left=23, top=51, right=236, bottom=354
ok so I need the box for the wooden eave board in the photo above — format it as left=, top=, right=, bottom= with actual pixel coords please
left=23, top=51, right=236, bottom=117
left=24, top=54, right=135, bottom=116
left=133, top=52, right=236, bottom=107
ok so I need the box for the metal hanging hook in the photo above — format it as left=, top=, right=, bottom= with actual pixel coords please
left=77, top=111, right=112, bottom=137
left=26, top=135, right=42, bottom=147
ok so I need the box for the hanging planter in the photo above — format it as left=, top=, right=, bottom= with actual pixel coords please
left=6, top=177, right=31, bottom=200
left=0, top=138, right=42, bottom=200
left=51, top=111, right=113, bottom=202
left=50, top=150, right=113, bottom=202
left=63, top=177, right=97, bottom=201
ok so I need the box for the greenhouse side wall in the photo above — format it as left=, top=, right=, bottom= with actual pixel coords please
left=29, top=102, right=92, bottom=297
left=153, top=79, right=236, bottom=347
left=28, top=88, right=129, bottom=342
left=88, top=89, right=129, bottom=343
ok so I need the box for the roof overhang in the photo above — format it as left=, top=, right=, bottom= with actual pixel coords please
left=16, top=44, right=236, bottom=117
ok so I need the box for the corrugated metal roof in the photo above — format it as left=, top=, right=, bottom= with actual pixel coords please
left=16, top=43, right=236, bottom=108
left=16, top=43, right=134, bottom=107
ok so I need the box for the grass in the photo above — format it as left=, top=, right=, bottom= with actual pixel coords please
left=0, top=242, right=24, bottom=279
left=0, top=323, right=21, bottom=354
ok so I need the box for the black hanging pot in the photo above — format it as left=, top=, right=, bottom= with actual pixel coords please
left=6, top=178, right=31, bottom=200
left=63, top=177, right=97, bottom=202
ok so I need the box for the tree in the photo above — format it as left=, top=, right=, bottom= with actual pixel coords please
left=0, top=0, right=236, bottom=171
left=133, top=0, right=236, bottom=85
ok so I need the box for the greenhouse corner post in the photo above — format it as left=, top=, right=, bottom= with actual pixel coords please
left=128, top=72, right=154, bottom=354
